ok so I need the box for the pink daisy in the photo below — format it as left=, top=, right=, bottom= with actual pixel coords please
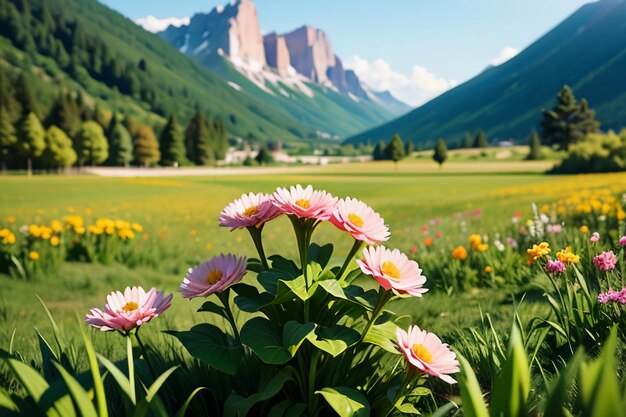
left=593, top=251, right=618, bottom=271
left=219, top=192, right=282, bottom=230
left=271, top=184, right=337, bottom=221
left=85, top=287, right=172, bottom=332
left=357, top=246, right=427, bottom=297
left=180, top=254, right=247, bottom=299
left=330, top=197, right=390, bottom=244
left=396, top=325, right=459, bottom=384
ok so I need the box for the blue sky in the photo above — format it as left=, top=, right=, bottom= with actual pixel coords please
left=100, top=0, right=591, bottom=105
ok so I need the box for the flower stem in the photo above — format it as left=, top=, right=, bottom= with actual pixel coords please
left=126, top=335, right=136, bottom=404
left=135, top=330, right=157, bottom=381
left=247, top=225, right=269, bottom=270
left=308, top=350, right=321, bottom=413
left=336, top=239, right=364, bottom=282
left=218, top=289, right=240, bottom=343
left=360, top=288, right=393, bottom=342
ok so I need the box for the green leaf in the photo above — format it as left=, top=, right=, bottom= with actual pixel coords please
left=97, top=354, right=134, bottom=403
left=240, top=317, right=291, bottom=364
left=224, top=368, right=294, bottom=417
left=52, top=362, right=98, bottom=417
left=246, top=259, right=265, bottom=273
left=197, top=300, right=227, bottom=317
left=456, top=354, right=488, bottom=417
left=283, top=321, right=316, bottom=356
left=4, top=358, right=50, bottom=404
left=174, top=387, right=207, bottom=417
left=318, top=280, right=348, bottom=300
left=543, top=350, right=583, bottom=417
left=344, top=286, right=378, bottom=311
left=232, top=284, right=273, bottom=313
left=37, top=331, right=59, bottom=382
left=278, top=275, right=310, bottom=302
left=362, top=321, right=399, bottom=354
left=132, top=366, right=178, bottom=417
left=308, top=243, right=333, bottom=269
left=307, top=326, right=360, bottom=357
left=395, top=402, right=419, bottom=414
left=316, top=387, right=370, bottom=417
left=431, top=401, right=458, bottom=417
left=81, top=329, right=108, bottom=417
left=166, top=324, right=243, bottom=375
left=0, top=388, right=18, bottom=412
left=490, top=326, right=529, bottom=417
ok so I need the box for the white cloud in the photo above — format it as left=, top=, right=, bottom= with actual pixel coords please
left=344, top=56, right=457, bottom=107
left=490, top=46, right=520, bottom=66
left=135, top=15, right=190, bottom=33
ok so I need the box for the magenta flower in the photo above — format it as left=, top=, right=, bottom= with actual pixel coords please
left=546, top=259, right=566, bottom=275
left=396, top=325, right=459, bottom=384
left=85, top=287, right=172, bottom=332
left=357, top=246, right=427, bottom=297
left=590, top=232, right=600, bottom=243
left=593, top=251, right=618, bottom=271
left=271, top=184, right=337, bottom=221
left=598, top=287, right=626, bottom=304
left=330, top=197, right=390, bottom=244
left=619, top=235, right=626, bottom=246
left=180, top=254, right=247, bottom=299
left=219, top=192, right=281, bottom=230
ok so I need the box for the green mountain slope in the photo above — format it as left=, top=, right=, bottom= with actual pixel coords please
left=0, top=0, right=318, bottom=141
left=345, top=0, right=626, bottom=146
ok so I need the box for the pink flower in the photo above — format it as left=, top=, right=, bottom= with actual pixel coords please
left=410, top=245, right=417, bottom=253
left=547, top=224, right=562, bottom=234
left=396, top=325, right=459, bottom=384
left=85, top=287, right=172, bottom=332
left=180, top=254, right=247, bottom=299
left=219, top=192, right=281, bottom=230
left=598, top=287, right=626, bottom=304
left=590, top=232, right=600, bottom=243
left=357, top=246, right=427, bottom=297
left=593, top=251, right=617, bottom=271
left=436, top=231, right=442, bottom=239
left=546, top=259, right=565, bottom=275
left=619, top=236, right=626, bottom=246
left=271, top=184, right=337, bottom=221
left=330, top=197, right=390, bottom=244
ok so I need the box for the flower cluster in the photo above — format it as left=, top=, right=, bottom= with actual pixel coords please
left=593, top=251, right=618, bottom=271
left=527, top=242, right=550, bottom=265
left=597, top=287, right=626, bottom=304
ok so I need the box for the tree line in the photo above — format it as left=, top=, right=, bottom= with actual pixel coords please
left=0, top=69, right=228, bottom=174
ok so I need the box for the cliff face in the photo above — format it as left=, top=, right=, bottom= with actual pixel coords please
left=282, top=26, right=336, bottom=84
left=227, top=0, right=265, bottom=66
left=263, top=33, right=290, bottom=76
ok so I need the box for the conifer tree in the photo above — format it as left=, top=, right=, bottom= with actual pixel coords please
left=255, top=145, right=274, bottom=165
left=385, top=134, right=405, bottom=170
left=473, top=130, right=488, bottom=148
left=576, top=98, right=601, bottom=136
left=106, top=115, right=132, bottom=166
left=212, top=119, right=228, bottom=160
left=159, top=114, right=187, bottom=166
left=405, top=140, right=415, bottom=156
left=43, top=125, right=76, bottom=170
left=46, top=90, right=80, bottom=136
left=14, top=73, right=38, bottom=119
left=463, top=132, right=473, bottom=149
left=185, top=112, right=214, bottom=165
left=373, top=140, right=386, bottom=161
left=133, top=124, right=160, bottom=167
left=18, top=112, right=45, bottom=175
left=0, top=106, right=17, bottom=172
left=433, top=138, right=448, bottom=167
left=74, top=121, right=108, bottom=166
left=526, top=129, right=543, bottom=160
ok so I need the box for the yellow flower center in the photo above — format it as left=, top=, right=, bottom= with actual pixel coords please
left=348, top=213, right=364, bottom=227
left=295, top=199, right=311, bottom=209
left=122, top=302, right=139, bottom=312
left=411, top=344, right=433, bottom=364
left=243, top=206, right=259, bottom=217
left=381, top=261, right=401, bottom=279
left=206, top=269, right=223, bottom=285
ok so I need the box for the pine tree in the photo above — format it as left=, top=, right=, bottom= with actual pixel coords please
left=133, top=124, right=160, bottom=167
left=373, top=140, right=386, bottom=161
left=526, top=129, right=543, bottom=161
left=473, top=130, right=488, bottom=148
left=0, top=71, right=20, bottom=123
left=46, top=90, right=80, bottom=137
left=185, top=112, right=214, bottom=165
left=106, top=115, right=132, bottom=166
left=385, top=134, right=405, bottom=170
left=43, top=125, right=76, bottom=170
left=93, top=103, right=109, bottom=129
left=14, top=73, right=39, bottom=119
left=74, top=121, right=108, bottom=166
left=463, top=132, right=473, bottom=149
left=405, top=140, right=415, bottom=156
left=255, top=145, right=274, bottom=165
left=212, top=119, right=228, bottom=160
left=18, top=112, right=45, bottom=175
left=0, top=106, right=17, bottom=172
left=433, top=138, right=448, bottom=167
left=159, top=115, right=187, bottom=166
left=541, top=85, right=599, bottom=150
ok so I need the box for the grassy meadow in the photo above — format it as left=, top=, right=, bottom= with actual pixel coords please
left=2, top=159, right=626, bottom=362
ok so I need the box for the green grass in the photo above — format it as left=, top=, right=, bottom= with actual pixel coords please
left=1, top=161, right=625, bottom=361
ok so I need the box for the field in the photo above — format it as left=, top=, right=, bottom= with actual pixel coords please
left=2, top=159, right=626, bottom=415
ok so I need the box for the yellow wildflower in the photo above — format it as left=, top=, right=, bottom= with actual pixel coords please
left=28, top=224, right=41, bottom=238
left=484, top=266, right=492, bottom=273
left=50, top=220, right=63, bottom=233
left=579, top=225, right=589, bottom=233
left=28, top=251, right=40, bottom=261
left=468, top=234, right=482, bottom=249
left=556, top=246, right=579, bottom=265
left=477, top=243, right=489, bottom=252
left=50, top=236, right=60, bottom=247
left=452, top=246, right=467, bottom=260
left=527, top=242, right=550, bottom=265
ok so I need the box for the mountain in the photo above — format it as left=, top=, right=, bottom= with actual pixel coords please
left=158, top=0, right=410, bottom=138
left=344, top=0, right=626, bottom=146
left=0, top=0, right=336, bottom=142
